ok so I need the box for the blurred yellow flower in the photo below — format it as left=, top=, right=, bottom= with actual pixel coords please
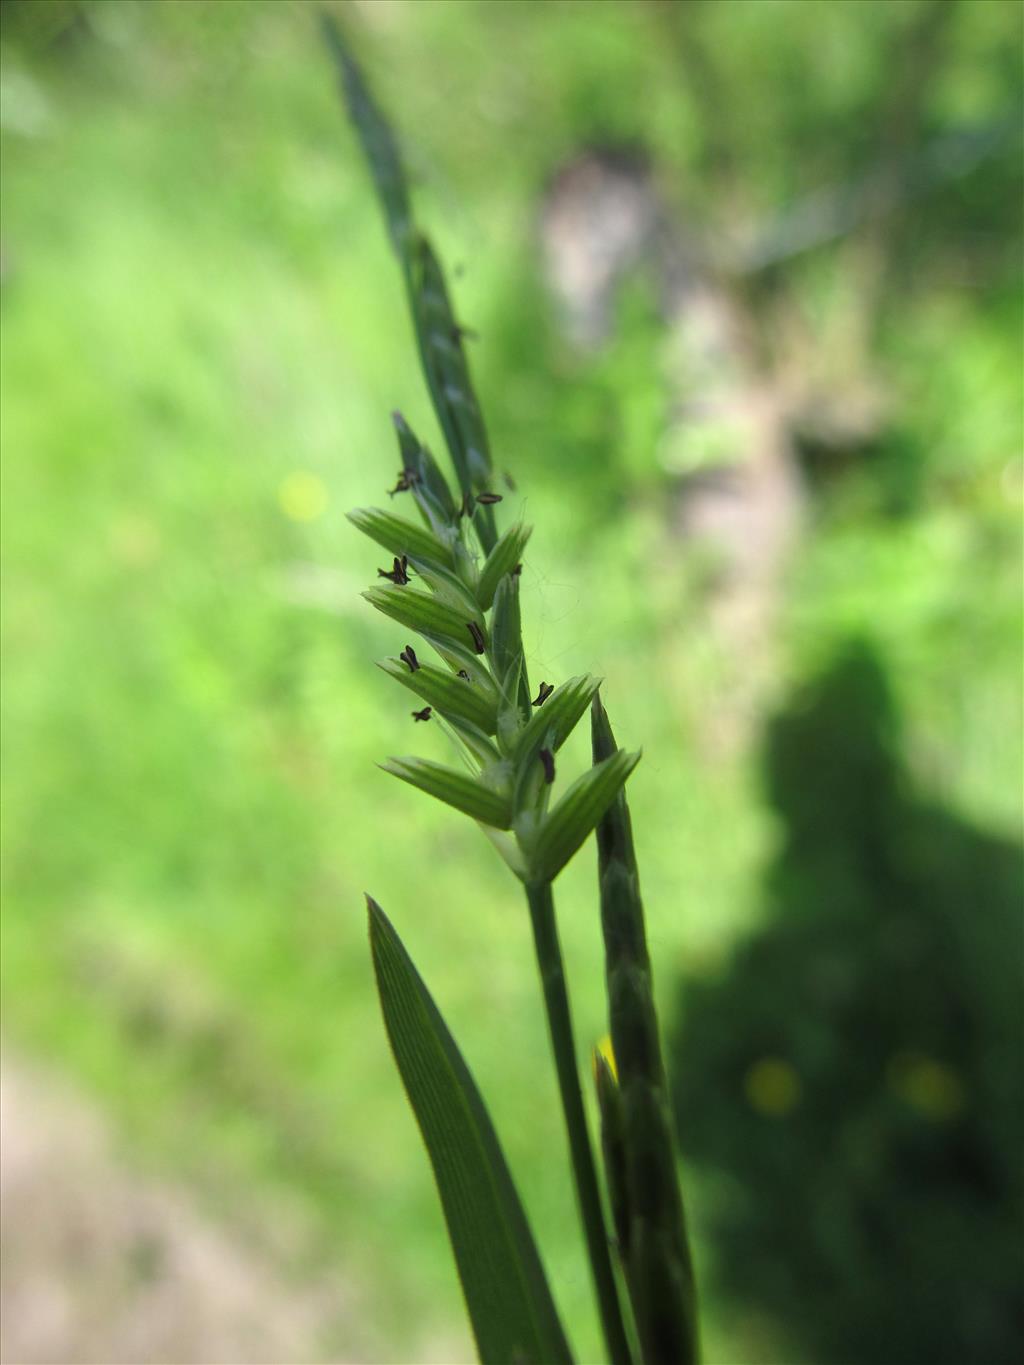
left=744, top=1057, right=802, bottom=1117
left=594, top=1033, right=618, bottom=1083
left=887, top=1052, right=965, bottom=1122
left=279, top=471, right=328, bottom=522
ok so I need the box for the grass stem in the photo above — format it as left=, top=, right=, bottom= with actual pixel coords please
left=525, top=880, right=633, bottom=1365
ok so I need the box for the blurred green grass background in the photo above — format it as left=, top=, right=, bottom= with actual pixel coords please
left=1, top=2, right=1021, bottom=1362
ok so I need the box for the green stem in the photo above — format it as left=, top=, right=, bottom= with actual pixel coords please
left=526, top=880, right=633, bottom=1365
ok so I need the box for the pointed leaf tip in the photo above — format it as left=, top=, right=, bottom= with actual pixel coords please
left=591, top=690, right=618, bottom=766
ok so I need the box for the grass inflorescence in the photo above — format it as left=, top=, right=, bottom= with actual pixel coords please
left=327, top=15, right=696, bottom=1363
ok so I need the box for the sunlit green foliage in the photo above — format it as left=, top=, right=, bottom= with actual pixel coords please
left=1, top=2, right=1019, bottom=1361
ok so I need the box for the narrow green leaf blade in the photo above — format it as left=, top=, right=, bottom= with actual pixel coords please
left=368, top=899, right=574, bottom=1365
left=407, top=237, right=498, bottom=552
left=382, top=756, right=512, bottom=828
left=347, top=506, right=455, bottom=569
left=528, top=748, right=641, bottom=883
left=411, top=237, right=492, bottom=487
left=592, top=694, right=699, bottom=1365
left=378, top=657, right=499, bottom=734
left=321, top=17, right=412, bottom=254
left=478, top=523, right=532, bottom=612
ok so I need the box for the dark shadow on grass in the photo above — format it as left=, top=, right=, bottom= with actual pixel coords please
left=669, top=639, right=1024, bottom=1365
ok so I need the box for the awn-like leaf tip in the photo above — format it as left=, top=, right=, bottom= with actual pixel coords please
left=364, top=893, right=391, bottom=944
left=391, top=410, right=409, bottom=432
left=364, top=891, right=386, bottom=921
